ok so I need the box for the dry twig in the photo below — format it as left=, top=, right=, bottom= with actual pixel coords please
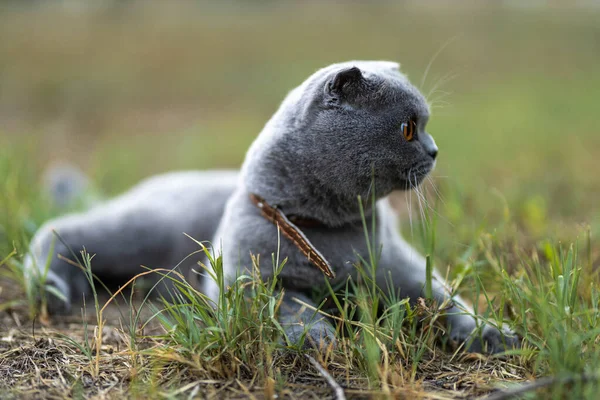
left=305, top=354, right=346, bottom=400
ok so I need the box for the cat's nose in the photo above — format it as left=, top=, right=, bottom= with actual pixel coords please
left=425, top=140, right=438, bottom=160
left=421, top=132, right=438, bottom=160
left=428, top=147, right=438, bottom=160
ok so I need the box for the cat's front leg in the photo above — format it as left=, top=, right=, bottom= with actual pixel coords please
left=25, top=221, right=92, bottom=315
left=279, top=291, right=336, bottom=350
left=376, top=223, right=519, bottom=354
left=204, top=271, right=336, bottom=349
left=444, top=302, right=520, bottom=354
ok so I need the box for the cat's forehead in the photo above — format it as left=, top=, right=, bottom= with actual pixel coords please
left=372, top=73, right=428, bottom=114
left=361, top=66, right=429, bottom=117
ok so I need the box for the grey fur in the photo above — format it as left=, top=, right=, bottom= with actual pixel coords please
left=26, top=170, right=238, bottom=314
left=25, top=61, right=518, bottom=353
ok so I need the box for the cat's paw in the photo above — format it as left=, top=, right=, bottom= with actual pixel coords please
left=284, top=320, right=337, bottom=350
left=40, top=271, right=74, bottom=315
left=450, top=319, right=520, bottom=354
left=27, top=253, right=83, bottom=316
left=26, top=232, right=90, bottom=316
left=44, top=290, right=72, bottom=315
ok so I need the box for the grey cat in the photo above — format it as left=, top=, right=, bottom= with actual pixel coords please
left=25, top=61, right=518, bottom=353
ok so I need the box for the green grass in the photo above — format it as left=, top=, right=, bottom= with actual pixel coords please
left=1, top=1, right=600, bottom=398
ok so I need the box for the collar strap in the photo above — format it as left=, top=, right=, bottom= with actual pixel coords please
left=287, top=215, right=325, bottom=229
left=249, top=193, right=335, bottom=279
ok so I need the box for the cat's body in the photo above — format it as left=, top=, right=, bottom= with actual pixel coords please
left=25, top=61, right=518, bottom=353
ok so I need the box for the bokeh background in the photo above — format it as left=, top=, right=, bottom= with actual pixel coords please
left=1, top=0, right=599, bottom=265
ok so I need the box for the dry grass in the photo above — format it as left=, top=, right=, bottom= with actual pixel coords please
left=0, top=300, right=527, bottom=399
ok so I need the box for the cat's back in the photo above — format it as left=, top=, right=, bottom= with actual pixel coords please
left=127, top=170, right=239, bottom=201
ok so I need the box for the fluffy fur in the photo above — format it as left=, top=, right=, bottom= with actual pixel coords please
left=25, top=61, right=518, bottom=353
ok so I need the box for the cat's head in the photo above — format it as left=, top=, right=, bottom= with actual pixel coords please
left=243, top=61, right=438, bottom=225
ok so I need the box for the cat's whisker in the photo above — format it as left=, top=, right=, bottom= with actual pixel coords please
left=422, top=178, right=433, bottom=205
left=411, top=172, right=421, bottom=232
left=408, top=172, right=421, bottom=230
left=429, top=99, right=452, bottom=111
left=427, top=175, right=446, bottom=206
left=427, top=91, right=452, bottom=109
left=419, top=35, right=458, bottom=91
left=426, top=71, right=458, bottom=103
left=407, top=168, right=415, bottom=239
left=413, top=172, right=429, bottom=233
left=411, top=170, right=451, bottom=231
left=430, top=89, right=452, bottom=97
left=428, top=88, right=452, bottom=101
left=422, top=176, right=454, bottom=228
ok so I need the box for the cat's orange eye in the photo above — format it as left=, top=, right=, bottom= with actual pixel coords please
left=401, top=119, right=417, bottom=141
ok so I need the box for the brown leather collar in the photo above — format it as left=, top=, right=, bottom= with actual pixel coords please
left=287, top=215, right=325, bottom=229
left=249, top=193, right=335, bottom=279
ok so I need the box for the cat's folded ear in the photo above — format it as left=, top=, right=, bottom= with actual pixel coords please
left=325, top=66, right=364, bottom=102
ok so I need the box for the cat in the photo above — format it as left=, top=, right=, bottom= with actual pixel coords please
left=25, top=61, right=518, bottom=353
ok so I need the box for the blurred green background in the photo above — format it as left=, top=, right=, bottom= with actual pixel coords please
left=1, top=0, right=599, bottom=264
